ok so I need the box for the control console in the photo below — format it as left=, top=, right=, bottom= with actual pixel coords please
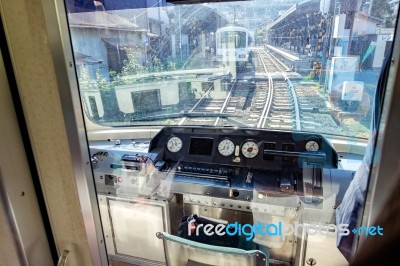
left=90, top=126, right=338, bottom=204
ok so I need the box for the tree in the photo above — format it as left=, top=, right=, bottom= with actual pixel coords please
left=77, top=67, right=96, bottom=91
left=121, top=48, right=144, bottom=76
left=365, top=0, right=396, bottom=27
left=96, top=70, right=110, bottom=91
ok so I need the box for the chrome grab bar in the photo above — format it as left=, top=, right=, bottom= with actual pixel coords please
left=57, top=250, right=69, bottom=266
left=0, top=169, right=29, bottom=266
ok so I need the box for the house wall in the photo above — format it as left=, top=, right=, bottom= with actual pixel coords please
left=70, top=27, right=109, bottom=78
left=115, top=81, right=180, bottom=113
left=70, top=27, right=145, bottom=79
left=352, top=14, right=379, bottom=35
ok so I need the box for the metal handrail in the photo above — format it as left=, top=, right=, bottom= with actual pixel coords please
left=57, top=250, right=70, bottom=266
left=0, top=169, right=29, bottom=266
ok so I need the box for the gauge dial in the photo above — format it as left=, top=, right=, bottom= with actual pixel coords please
left=241, top=140, right=259, bottom=158
left=305, top=140, right=319, bottom=151
left=166, top=136, right=183, bottom=153
left=218, top=139, right=235, bottom=156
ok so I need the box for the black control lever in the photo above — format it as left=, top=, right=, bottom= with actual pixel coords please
left=280, top=166, right=295, bottom=193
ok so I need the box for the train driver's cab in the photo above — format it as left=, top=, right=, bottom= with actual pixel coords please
left=46, top=0, right=400, bottom=265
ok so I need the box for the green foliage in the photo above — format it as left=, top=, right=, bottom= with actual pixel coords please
left=172, top=59, right=186, bottom=70
left=121, top=49, right=144, bottom=76
left=96, top=70, right=111, bottom=91
left=78, top=67, right=96, bottom=91
left=342, top=120, right=369, bottom=139
left=152, top=57, right=164, bottom=72
left=166, top=61, right=177, bottom=71
left=109, top=70, right=118, bottom=78
left=368, top=0, right=396, bottom=27
left=80, top=48, right=189, bottom=89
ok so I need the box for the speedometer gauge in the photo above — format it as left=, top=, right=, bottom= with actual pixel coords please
left=218, top=139, right=235, bottom=156
left=166, top=136, right=183, bottom=153
left=305, top=140, right=319, bottom=151
left=241, top=140, right=259, bottom=158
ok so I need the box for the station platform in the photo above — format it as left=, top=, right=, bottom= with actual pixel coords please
left=266, top=45, right=313, bottom=75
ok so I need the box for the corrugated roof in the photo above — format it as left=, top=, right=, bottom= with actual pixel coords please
left=102, top=38, right=142, bottom=49
left=74, top=52, right=103, bottom=64
left=68, top=11, right=141, bottom=31
left=266, top=0, right=319, bottom=30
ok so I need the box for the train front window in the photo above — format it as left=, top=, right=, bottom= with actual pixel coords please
left=65, top=0, right=398, bottom=140
left=62, top=0, right=399, bottom=266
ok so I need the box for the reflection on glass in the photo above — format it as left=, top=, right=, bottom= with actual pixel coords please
left=67, top=0, right=398, bottom=139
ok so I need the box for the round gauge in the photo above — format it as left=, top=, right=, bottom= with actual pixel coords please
left=241, top=140, right=259, bottom=158
left=218, top=139, right=235, bottom=156
left=305, top=140, right=319, bottom=151
left=166, top=136, right=183, bottom=153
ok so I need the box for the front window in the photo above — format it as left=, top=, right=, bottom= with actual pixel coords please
left=66, top=0, right=397, bottom=140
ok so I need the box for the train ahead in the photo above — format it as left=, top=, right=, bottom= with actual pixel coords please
left=215, top=26, right=253, bottom=69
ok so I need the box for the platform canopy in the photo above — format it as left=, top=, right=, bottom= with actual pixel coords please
left=266, top=0, right=321, bottom=31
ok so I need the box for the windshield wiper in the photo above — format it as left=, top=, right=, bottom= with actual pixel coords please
left=130, top=112, right=238, bottom=122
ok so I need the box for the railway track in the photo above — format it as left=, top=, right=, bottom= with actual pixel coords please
left=180, top=79, right=273, bottom=127
left=256, top=49, right=301, bottom=131
left=178, top=84, right=220, bottom=126
left=178, top=48, right=300, bottom=131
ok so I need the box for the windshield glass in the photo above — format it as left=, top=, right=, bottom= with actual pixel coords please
left=66, top=0, right=398, bottom=139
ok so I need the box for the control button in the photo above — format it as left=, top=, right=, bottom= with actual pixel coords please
left=246, top=172, right=253, bottom=184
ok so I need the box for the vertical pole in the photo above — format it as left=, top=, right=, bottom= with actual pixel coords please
left=179, top=6, right=182, bottom=60
left=368, top=0, right=374, bottom=16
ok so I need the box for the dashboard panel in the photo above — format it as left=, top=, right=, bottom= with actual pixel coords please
left=149, top=126, right=338, bottom=170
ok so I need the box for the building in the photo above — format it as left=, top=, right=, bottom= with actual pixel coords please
left=68, top=11, right=147, bottom=80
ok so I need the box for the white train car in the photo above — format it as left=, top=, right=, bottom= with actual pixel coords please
left=215, top=26, right=253, bottom=69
